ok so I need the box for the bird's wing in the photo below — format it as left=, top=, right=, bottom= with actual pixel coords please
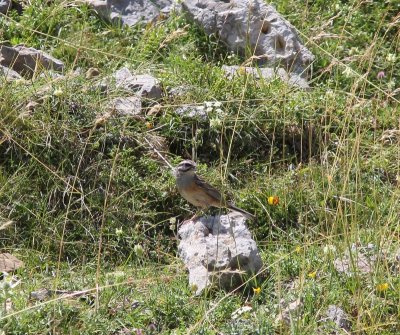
left=193, top=174, right=224, bottom=203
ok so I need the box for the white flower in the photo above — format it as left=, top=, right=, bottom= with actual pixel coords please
left=323, top=245, right=337, bottom=254
left=206, top=107, right=213, bottom=113
left=386, top=53, right=396, bottom=63
left=204, top=101, right=213, bottom=108
left=210, top=117, right=222, bottom=128
left=115, top=227, right=123, bottom=236
left=387, top=80, right=396, bottom=90
left=214, top=101, right=222, bottom=107
left=134, top=244, right=144, bottom=257
left=325, top=90, right=335, bottom=98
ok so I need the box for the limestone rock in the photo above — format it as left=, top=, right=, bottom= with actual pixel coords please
left=275, top=298, right=303, bottom=325
left=0, top=64, right=22, bottom=81
left=0, top=0, right=11, bottom=14
left=178, top=213, right=263, bottom=295
left=85, top=67, right=100, bottom=79
left=109, top=96, right=142, bottom=116
left=0, top=45, right=64, bottom=78
left=181, top=0, right=314, bottom=74
left=87, top=0, right=174, bottom=27
left=222, top=65, right=310, bottom=89
left=0, top=253, right=24, bottom=273
left=324, top=305, right=351, bottom=333
left=334, top=243, right=376, bottom=276
left=175, top=105, right=208, bottom=120
left=114, top=67, right=163, bottom=100
left=167, top=85, right=192, bottom=97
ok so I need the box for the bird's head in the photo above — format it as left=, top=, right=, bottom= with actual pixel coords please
left=175, top=160, right=197, bottom=176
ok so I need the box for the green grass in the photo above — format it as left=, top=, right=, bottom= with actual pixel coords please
left=0, top=0, right=399, bottom=333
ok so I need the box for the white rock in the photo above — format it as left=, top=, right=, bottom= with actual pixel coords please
left=109, top=96, right=142, bottom=116
left=86, top=0, right=175, bottom=27
left=114, top=67, right=163, bottom=100
left=178, top=213, right=263, bottom=295
left=182, top=0, right=314, bottom=75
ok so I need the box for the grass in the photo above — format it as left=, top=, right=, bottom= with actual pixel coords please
left=0, top=0, right=399, bottom=333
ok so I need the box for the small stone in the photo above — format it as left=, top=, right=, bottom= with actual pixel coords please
left=334, top=245, right=376, bottom=276
left=114, top=67, right=162, bottom=100
left=4, top=298, right=13, bottom=314
left=168, top=85, right=192, bottom=97
left=0, top=253, right=24, bottom=273
left=275, top=298, right=303, bottom=325
left=24, top=101, right=39, bottom=114
left=0, top=45, right=64, bottom=78
left=30, top=288, right=51, bottom=301
left=147, top=103, right=162, bottom=116
left=0, top=65, right=22, bottom=81
left=109, top=96, right=142, bottom=116
left=175, top=105, right=208, bottom=120
left=323, top=305, right=352, bottom=333
left=85, top=67, right=100, bottom=79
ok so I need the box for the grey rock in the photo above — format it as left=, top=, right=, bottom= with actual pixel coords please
left=0, top=65, right=22, bottom=81
left=0, top=45, right=64, bottom=78
left=325, top=305, right=351, bottom=332
left=175, top=105, right=208, bottom=120
left=114, top=67, right=163, bottom=100
left=178, top=213, right=263, bottom=295
left=168, top=85, right=192, bottom=97
left=0, top=253, right=24, bottom=273
left=182, top=0, right=314, bottom=74
left=109, top=96, right=142, bottom=116
left=85, top=67, right=100, bottom=79
left=221, top=65, right=309, bottom=89
left=87, top=0, right=174, bottom=27
left=0, top=0, right=11, bottom=14
left=334, top=244, right=376, bottom=276
left=275, top=298, right=303, bottom=325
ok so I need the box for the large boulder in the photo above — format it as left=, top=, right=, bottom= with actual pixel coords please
left=178, top=213, right=263, bottom=295
left=182, top=0, right=314, bottom=75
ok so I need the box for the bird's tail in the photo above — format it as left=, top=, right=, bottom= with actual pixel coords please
left=227, top=204, right=256, bottom=220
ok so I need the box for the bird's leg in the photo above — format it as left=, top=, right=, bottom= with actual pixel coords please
left=189, top=207, right=208, bottom=222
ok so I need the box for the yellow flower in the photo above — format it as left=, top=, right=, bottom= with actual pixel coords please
left=145, top=122, right=153, bottom=129
left=267, top=196, right=279, bottom=205
left=238, top=66, right=247, bottom=75
left=253, top=287, right=261, bottom=295
left=308, top=271, right=317, bottom=279
left=376, top=282, right=389, bottom=292
left=295, top=246, right=302, bottom=253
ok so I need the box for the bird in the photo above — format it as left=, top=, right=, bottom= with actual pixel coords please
left=175, top=159, right=255, bottom=220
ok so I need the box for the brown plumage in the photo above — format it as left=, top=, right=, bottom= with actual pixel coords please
left=175, top=160, right=255, bottom=219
